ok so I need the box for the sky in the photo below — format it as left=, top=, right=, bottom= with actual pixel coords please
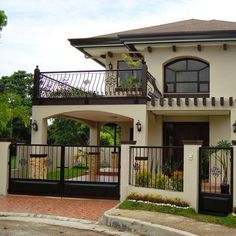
left=1, top=0, right=236, bottom=77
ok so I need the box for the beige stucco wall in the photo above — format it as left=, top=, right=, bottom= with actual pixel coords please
left=209, top=115, right=231, bottom=145
left=31, top=104, right=148, bottom=145
left=148, top=112, right=162, bottom=145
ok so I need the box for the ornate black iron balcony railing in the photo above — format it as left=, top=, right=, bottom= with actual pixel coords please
left=33, top=65, right=161, bottom=104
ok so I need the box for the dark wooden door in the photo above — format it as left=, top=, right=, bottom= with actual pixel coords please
left=164, top=122, right=209, bottom=146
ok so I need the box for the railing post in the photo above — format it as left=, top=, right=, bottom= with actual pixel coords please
left=33, top=65, right=40, bottom=101
left=141, top=61, right=148, bottom=97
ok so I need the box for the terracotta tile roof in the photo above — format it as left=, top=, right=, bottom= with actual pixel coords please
left=97, top=19, right=236, bottom=38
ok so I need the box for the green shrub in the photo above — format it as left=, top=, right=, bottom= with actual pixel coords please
left=170, top=170, right=183, bottom=191
left=127, top=192, right=189, bottom=207
left=135, top=169, right=152, bottom=187
left=153, top=173, right=169, bottom=189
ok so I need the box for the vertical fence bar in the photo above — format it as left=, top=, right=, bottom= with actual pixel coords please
left=60, top=146, right=65, bottom=196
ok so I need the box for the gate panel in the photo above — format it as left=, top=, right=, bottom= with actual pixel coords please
left=199, top=147, right=233, bottom=215
left=8, top=144, right=120, bottom=199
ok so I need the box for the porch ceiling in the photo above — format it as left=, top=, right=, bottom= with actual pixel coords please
left=58, top=110, right=133, bottom=123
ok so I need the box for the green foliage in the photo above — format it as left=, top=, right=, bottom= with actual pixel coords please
left=0, top=71, right=33, bottom=141
left=154, top=173, right=169, bottom=189
left=121, top=53, right=142, bottom=69
left=0, top=10, right=7, bottom=31
left=47, top=166, right=88, bottom=180
left=47, top=118, right=89, bottom=145
left=0, top=93, right=30, bottom=140
left=100, top=125, right=120, bottom=146
left=127, top=192, right=189, bottom=207
left=134, top=168, right=183, bottom=191
left=135, top=170, right=152, bottom=187
left=170, top=170, right=183, bottom=191
left=120, top=75, right=141, bottom=90
left=119, top=200, right=236, bottom=228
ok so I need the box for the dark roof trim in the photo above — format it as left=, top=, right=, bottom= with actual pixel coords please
left=119, top=30, right=236, bottom=43
left=69, top=30, right=236, bottom=48
left=68, top=37, right=122, bottom=47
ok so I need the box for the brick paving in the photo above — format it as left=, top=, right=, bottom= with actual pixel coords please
left=0, top=195, right=118, bottom=221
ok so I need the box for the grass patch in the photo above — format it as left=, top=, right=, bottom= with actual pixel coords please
left=119, top=200, right=236, bottom=228
left=47, top=166, right=88, bottom=180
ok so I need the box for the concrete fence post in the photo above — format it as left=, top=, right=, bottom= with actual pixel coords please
left=120, top=144, right=131, bottom=201
left=183, top=141, right=202, bottom=212
left=0, top=141, right=11, bottom=195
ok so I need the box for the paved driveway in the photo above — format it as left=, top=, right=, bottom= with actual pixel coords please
left=0, top=195, right=118, bottom=220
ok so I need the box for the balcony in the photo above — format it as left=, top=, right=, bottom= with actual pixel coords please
left=33, top=65, right=161, bottom=106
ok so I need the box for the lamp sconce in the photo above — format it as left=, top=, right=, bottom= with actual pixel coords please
left=108, top=62, right=113, bottom=70
left=136, top=120, right=142, bottom=132
left=233, top=121, right=236, bottom=133
left=32, top=120, right=38, bottom=131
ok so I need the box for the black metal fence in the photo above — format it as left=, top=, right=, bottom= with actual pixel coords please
left=199, top=146, right=233, bottom=215
left=33, top=66, right=161, bottom=102
left=129, top=146, right=184, bottom=191
left=199, top=147, right=233, bottom=194
left=9, top=144, right=120, bottom=199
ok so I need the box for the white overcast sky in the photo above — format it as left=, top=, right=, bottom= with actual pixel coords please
left=1, top=0, right=236, bottom=77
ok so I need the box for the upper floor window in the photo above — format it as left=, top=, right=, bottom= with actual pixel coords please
left=164, top=58, right=209, bottom=96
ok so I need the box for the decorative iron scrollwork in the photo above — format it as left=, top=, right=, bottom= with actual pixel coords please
left=211, top=166, right=221, bottom=178
left=133, top=162, right=140, bottom=171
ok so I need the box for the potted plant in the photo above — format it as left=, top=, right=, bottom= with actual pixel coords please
left=119, top=54, right=142, bottom=95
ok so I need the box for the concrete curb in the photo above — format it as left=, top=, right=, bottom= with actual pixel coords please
left=0, top=212, right=136, bottom=236
left=101, top=208, right=198, bottom=236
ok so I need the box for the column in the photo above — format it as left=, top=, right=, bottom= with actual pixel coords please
left=89, top=122, right=100, bottom=145
left=0, top=141, right=11, bottom=195
left=31, top=118, right=48, bottom=144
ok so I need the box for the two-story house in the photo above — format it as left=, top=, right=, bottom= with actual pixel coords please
left=32, top=19, right=236, bottom=148
left=6, top=19, right=236, bottom=215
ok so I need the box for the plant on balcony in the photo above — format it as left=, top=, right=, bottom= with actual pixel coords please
left=120, top=54, right=142, bottom=93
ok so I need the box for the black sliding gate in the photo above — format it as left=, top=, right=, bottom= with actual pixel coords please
left=199, top=146, right=233, bottom=215
left=8, top=144, right=120, bottom=199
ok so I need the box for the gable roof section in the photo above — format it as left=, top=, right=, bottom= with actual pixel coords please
left=69, top=19, right=236, bottom=47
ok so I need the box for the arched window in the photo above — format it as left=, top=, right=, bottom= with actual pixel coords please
left=164, top=58, right=209, bottom=96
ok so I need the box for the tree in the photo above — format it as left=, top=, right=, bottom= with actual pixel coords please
left=0, top=93, right=30, bottom=140
left=47, top=118, right=89, bottom=145
left=0, top=71, right=33, bottom=141
left=0, top=10, right=7, bottom=33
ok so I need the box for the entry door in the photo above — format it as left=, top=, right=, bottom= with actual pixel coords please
left=164, top=122, right=209, bottom=146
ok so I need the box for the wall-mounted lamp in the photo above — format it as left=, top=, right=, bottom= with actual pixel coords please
left=233, top=121, right=236, bottom=133
left=32, top=120, right=38, bottom=131
left=108, top=62, right=113, bottom=70
left=136, top=120, right=142, bottom=132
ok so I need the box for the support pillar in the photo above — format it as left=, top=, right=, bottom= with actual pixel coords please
left=133, top=111, right=148, bottom=146
left=89, top=122, right=100, bottom=145
left=183, top=141, right=202, bottom=212
left=0, top=141, right=11, bottom=195
left=31, top=118, right=48, bottom=144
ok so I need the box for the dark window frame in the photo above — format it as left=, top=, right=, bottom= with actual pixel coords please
left=117, top=60, right=143, bottom=87
left=164, top=58, right=209, bottom=97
